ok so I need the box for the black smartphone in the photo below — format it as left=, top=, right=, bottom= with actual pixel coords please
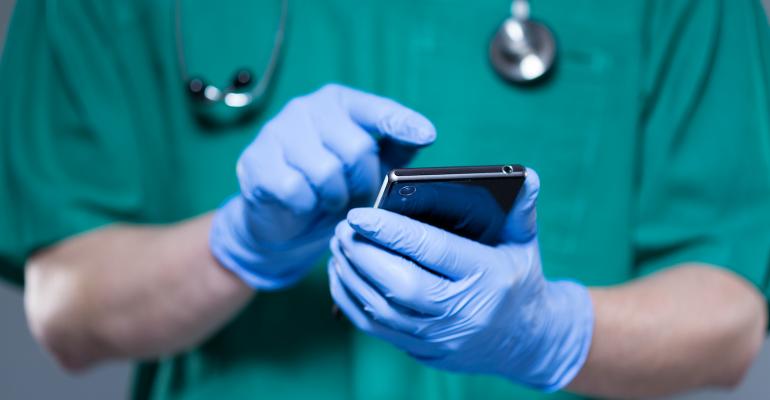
left=373, top=164, right=527, bottom=245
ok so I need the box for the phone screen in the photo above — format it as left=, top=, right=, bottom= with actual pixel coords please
left=377, top=177, right=524, bottom=245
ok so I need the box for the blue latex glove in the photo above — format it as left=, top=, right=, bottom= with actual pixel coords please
left=210, top=84, right=435, bottom=290
left=328, top=170, right=594, bottom=391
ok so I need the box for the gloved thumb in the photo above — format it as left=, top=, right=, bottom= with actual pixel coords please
left=502, top=167, right=540, bottom=243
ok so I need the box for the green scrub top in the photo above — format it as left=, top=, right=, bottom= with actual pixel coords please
left=2, top=0, right=770, bottom=399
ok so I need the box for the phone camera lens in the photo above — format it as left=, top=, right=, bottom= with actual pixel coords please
left=398, top=185, right=417, bottom=197
left=502, top=165, right=514, bottom=174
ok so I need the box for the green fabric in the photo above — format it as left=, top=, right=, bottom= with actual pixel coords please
left=1, top=0, right=770, bottom=399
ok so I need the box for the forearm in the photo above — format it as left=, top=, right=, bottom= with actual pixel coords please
left=24, top=213, right=253, bottom=371
left=567, top=264, right=767, bottom=398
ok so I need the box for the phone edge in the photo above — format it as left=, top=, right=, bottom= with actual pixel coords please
left=373, top=165, right=527, bottom=208
left=373, top=175, right=391, bottom=208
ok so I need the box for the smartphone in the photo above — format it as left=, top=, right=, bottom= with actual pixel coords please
left=373, top=164, right=527, bottom=245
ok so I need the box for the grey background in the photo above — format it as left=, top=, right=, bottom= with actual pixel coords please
left=1, top=1, right=770, bottom=399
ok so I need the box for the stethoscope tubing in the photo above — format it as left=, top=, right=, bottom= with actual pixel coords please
left=179, top=0, right=556, bottom=113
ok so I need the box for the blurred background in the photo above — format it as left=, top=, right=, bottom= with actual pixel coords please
left=1, top=1, right=770, bottom=399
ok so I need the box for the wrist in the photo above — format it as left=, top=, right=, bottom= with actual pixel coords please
left=539, top=280, right=595, bottom=391
left=503, top=279, right=594, bottom=392
left=209, top=196, right=327, bottom=290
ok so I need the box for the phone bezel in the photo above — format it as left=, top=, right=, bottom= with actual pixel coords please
left=373, top=164, right=526, bottom=208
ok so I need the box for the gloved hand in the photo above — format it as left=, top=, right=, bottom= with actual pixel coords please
left=328, top=170, right=594, bottom=391
left=210, top=84, right=435, bottom=290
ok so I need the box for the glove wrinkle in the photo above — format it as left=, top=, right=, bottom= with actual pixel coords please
left=211, top=84, right=435, bottom=290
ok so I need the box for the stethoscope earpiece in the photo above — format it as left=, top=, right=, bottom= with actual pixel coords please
left=186, top=69, right=256, bottom=104
left=232, top=69, right=254, bottom=89
left=489, top=0, right=556, bottom=85
left=187, top=77, right=209, bottom=101
left=176, top=0, right=287, bottom=114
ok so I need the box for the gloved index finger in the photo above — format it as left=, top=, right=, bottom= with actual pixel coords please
left=345, top=207, right=489, bottom=281
left=327, top=84, right=437, bottom=147
left=334, top=220, right=450, bottom=316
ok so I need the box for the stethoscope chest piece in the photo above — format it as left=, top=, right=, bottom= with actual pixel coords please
left=489, top=0, right=556, bottom=85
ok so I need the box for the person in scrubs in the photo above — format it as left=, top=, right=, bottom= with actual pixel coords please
left=2, top=0, right=770, bottom=399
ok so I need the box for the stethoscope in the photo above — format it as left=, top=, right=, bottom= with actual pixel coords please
left=177, top=0, right=556, bottom=113
left=489, top=0, right=556, bottom=84
left=175, top=0, right=288, bottom=113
